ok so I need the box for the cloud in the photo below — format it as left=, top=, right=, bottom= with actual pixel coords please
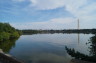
left=3, top=0, right=96, bottom=29
left=10, top=0, right=96, bottom=19
left=11, top=17, right=77, bottom=29
left=29, top=0, right=87, bottom=11
left=12, top=0, right=25, bottom=2
left=29, top=0, right=96, bottom=28
left=11, top=0, right=96, bottom=18
left=29, top=0, right=95, bottom=17
left=29, top=0, right=96, bottom=20
left=30, top=0, right=65, bottom=10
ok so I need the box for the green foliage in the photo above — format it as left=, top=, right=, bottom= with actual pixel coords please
left=11, top=31, right=20, bottom=38
left=0, top=22, right=22, bottom=42
left=22, top=30, right=41, bottom=34
left=1, top=32, right=10, bottom=40
left=16, top=30, right=22, bottom=35
left=0, top=34, right=3, bottom=41
left=0, top=23, right=15, bottom=32
left=0, top=38, right=18, bottom=53
left=65, top=34, right=96, bottom=62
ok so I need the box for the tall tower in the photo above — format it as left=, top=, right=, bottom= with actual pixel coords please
left=77, top=19, right=80, bottom=44
left=78, top=19, right=80, bottom=30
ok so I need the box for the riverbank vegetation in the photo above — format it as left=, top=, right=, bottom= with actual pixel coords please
left=22, top=29, right=96, bottom=34
left=22, top=30, right=41, bottom=35
left=0, top=22, right=22, bottom=42
left=65, top=34, right=96, bottom=62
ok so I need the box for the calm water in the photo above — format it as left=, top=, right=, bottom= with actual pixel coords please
left=0, top=33, right=94, bottom=63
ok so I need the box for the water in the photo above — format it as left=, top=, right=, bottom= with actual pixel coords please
left=0, top=33, right=94, bottom=63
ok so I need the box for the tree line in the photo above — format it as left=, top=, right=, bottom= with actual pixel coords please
left=22, top=29, right=96, bottom=34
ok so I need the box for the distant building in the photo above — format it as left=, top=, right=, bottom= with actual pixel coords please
left=78, top=19, right=80, bottom=30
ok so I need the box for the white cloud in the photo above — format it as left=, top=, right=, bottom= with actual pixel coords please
left=11, top=17, right=77, bottom=29
left=12, top=0, right=25, bottom=2
left=30, top=0, right=96, bottom=27
left=11, top=0, right=96, bottom=19
left=29, top=0, right=96, bottom=17
left=11, top=0, right=96, bottom=29
left=30, top=0, right=65, bottom=10
left=29, top=0, right=87, bottom=11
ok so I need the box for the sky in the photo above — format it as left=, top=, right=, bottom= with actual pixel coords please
left=0, top=0, right=96, bottom=30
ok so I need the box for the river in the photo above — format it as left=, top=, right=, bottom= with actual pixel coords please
left=0, top=33, right=95, bottom=63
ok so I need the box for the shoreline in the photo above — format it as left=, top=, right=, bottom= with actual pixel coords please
left=70, top=59, right=95, bottom=63
left=0, top=49, right=23, bottom=63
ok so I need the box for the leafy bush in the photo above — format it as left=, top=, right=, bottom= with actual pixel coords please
left=0, top=34, right=3, bottom=41
left=2, top=32, right=10, bottom=40
left=10, top=31, right=20, bottom=38
left=0, top=22, right=22, bottom=42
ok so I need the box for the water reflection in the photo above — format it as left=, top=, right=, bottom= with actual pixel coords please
left=78, top=33, right=80, bottom=44
left=0, top=38, right=19, bottom=53
left=10, top=42, right=71, bottom=63
left=0, top=33, right=93, bottom=63
left=65, top=34, right=96, bottom=62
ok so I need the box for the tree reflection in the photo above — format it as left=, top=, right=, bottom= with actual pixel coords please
left=0, top=38, right=19, bottom=53
left=65, top=34, right=96, bottom=62
left=89, top=34, right=96, bottom=56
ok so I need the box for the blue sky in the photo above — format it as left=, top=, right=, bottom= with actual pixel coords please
left=0, top=0, right=96, bottom=29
